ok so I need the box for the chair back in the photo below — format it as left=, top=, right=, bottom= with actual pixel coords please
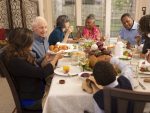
left=76, top=25, right=100, bottom=38
left=0, top=28, right=6, bottom=40
left=76, top=26, right=84, bottom=38
left=0, top=55, right=22, bottom=113
left=104, top=87, right=150, bottom=113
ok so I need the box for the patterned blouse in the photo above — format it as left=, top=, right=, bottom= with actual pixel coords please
left=82, top=25, right=101, bottom=41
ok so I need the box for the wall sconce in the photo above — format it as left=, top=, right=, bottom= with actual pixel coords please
left=142, top=7, right=146, bottom=15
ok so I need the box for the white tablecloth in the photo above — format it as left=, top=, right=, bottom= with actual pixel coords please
left=43, top=57, right=150, bottom=113
left=43, top=75, right=94, bottom=113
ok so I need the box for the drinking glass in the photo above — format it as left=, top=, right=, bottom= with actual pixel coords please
left=63, top=65, right=70, bottom=74
left=79, top=57, right=89, bottom=71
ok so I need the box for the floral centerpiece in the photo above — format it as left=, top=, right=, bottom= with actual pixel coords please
left=79, top=40, right=111, bottom=71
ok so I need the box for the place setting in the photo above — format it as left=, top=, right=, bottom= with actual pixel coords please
left=54, top=65, right=81, bottom=77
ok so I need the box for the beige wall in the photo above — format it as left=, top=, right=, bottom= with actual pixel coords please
left=76, top=0, right=82, bottom=26
left=135, top=0, right=150, bottom=21
left=39, top=0, right=53, bottom=35
left=38, top=0, right=44, bottom=17
left=43, top=0, right=53, bottom=35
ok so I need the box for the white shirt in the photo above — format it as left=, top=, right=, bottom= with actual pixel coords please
left=93, top=57, right=134, bottom=113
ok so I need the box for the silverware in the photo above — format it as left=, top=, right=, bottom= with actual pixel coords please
left=68, top=74, right=78, bottom=77
left=138, top=81, right=146, bottom=90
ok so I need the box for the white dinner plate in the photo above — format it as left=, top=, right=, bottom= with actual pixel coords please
left=54, top=66, right=81, bottom=76
left=47, top=50, right=64, bottom=55
left=138, top=60, right=150, bottom=75
left=119, top=56, right=132, bottom=60
left=48, top=44, right=78, bottom=55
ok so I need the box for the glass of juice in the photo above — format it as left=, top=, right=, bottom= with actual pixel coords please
left=63, top=65, right=70, bottom=74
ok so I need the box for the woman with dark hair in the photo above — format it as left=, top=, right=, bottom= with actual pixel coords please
left=139, top=15, right=150, bottom=55
left=82, top=14, right=101, bottom=41
left=48, top=15, right=74, bottom=45
left=3, top=28, right=60, bottom=111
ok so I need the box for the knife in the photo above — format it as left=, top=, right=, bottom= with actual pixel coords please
left=138, top=81, right=146, bottom=90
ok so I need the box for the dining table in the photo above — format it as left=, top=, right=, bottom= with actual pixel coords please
left=43, top=44, right=150, bottom=113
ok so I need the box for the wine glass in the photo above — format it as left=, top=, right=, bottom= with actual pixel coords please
left=79, top=57, right=88, bottom=71
left=131, top=45, right=138, bottom=58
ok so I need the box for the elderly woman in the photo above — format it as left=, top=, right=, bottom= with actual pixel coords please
left=82, top=14, right=101, bottom=41
left=48, top=15, right=74, bottom=45
left=2, top=28, right=61, bottom=111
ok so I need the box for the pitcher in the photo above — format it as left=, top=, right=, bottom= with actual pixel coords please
left=114, top=41, right=124, bottom=57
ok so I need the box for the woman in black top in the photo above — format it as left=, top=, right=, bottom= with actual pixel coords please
left=3, top=28, right=61, bottom=111
left=139, top=15, right=150, bottom=54
left=48, top=15, right=79, bottom=45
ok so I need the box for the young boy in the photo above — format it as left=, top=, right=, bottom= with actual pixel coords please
left=93, top=57, right=134, bottom=113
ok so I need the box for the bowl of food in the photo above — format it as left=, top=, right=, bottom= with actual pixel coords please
left=78, top=72, right=92, bottom=80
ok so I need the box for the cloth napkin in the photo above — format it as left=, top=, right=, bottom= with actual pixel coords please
left=82, top=76, right=103, bottom=94
left=144, top=78, right=150, bottom=83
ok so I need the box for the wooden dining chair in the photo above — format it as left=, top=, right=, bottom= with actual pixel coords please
left=76, top=26, right=84, bottom=38
left=0, top=54, right=42, bottom=113
left=0, top=55, right=22, bottom=113
left=76, top=25, right=100, bottom=38
left=0, top=28, right=6, bottom=40
left=103, top=87, right=150, bottom=113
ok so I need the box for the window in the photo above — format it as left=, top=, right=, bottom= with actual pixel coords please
left=52, top=0, right=76, bottom=28
left=51, top=0, right=137, bottom=37
left=111, top=0, right=136, bottom=37
left=81, top=0, right=105, bottom=35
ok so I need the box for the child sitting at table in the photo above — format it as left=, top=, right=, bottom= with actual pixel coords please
left=93, top=57, right=134, bottom=113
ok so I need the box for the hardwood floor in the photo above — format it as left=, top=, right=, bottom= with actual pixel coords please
left=0, top=77, right=15, bottom=113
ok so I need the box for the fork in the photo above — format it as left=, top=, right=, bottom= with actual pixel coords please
left=68, top=73, right=78, bottom=77
left=132, top=64, right=146, bottom=90
left=138, top=80, right=146, bottom=90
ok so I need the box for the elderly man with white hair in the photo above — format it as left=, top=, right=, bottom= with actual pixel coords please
left=32, top=16, right=49, bottom=60
left=31, top=17, right=62, bottom=108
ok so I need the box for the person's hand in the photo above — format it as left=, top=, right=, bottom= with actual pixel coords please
left=50, top=52, right=63, bottom=68
left=135, top=35, right=141, bottom=46
left=140, top=53, right=145, bottom=59
left=54, top=52, right=63, bottom=60
left=63, top=26, right=74, bottom=43
left=100, top=36, right=106, bottom=42
left=66, top=26, right=74, bottom=34
left=67, top=38, right=80, bottom=43
left=41, top=54, right=52, bottom=68
left=126, top=41, right=131, bottom=49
